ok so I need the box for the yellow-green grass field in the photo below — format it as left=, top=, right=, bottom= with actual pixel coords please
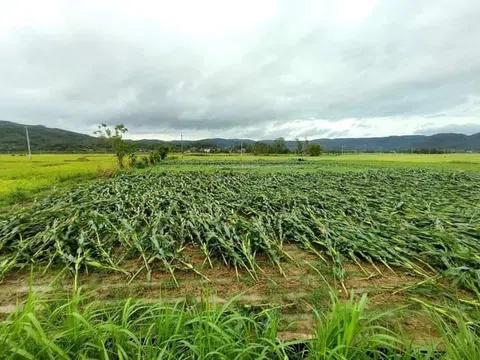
left=0, top=154, right=115, bottom=207
left=1, top=152, right=479, bottom=207
left=180, top=152, right=480, bottom=165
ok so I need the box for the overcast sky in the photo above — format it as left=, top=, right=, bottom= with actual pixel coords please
left=1, top=0, right=480, bottom=140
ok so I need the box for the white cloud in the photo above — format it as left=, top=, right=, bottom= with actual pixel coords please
left=334, top=0, right=376, bottom=23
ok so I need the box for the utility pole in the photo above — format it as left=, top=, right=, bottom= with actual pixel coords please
left=341, top=144, right=344, bottom=155
left=25, top=126, right=32, bottom=160
left=180, top=134, right=184, bottom=158
left=240, top=140, right=243, bottom=156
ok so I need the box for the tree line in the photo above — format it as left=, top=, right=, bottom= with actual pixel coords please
left=94, top=125, right=326, bottom=168
left=242, top=137, right=323, bottom=156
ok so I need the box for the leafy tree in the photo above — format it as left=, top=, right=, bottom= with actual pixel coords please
left=158, top=145, right=169, bottom=160
left=149, top=145, right=169, bottom=165
left=94, top=124, right=129, bottom=168
left=272, top=137, right=288, bottom=154
left=295, top=138, right=303, bottom=154
left=250, top=142, right=269, bottom=155
left=127, top=151, right=137, bottom=167
left=307, top=143, right=323, bottom=156
left=149, top=150, right=161, bottom=165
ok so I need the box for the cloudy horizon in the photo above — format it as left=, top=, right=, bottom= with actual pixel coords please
left=1, top=0, right=480, bottom=141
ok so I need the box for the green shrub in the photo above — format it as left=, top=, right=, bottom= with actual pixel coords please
left=6, top=188, right=30, bottom=204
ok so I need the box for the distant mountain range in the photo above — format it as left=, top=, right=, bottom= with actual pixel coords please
left=0, top=120, right=103, bottom=152
left=1, top=120, right=479, bottom=152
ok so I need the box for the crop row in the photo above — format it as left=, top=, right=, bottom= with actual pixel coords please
left=1, top=170, right=479, bottom=292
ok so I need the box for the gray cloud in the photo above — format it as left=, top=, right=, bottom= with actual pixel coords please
left=1, top=0, right=480, bottom=139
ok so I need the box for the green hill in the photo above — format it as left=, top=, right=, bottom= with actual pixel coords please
left=0, top=120, right=101, bottom=152
left=1, top=120, right=479, bottom=152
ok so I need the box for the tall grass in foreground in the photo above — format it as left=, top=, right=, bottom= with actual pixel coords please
left=0, top=290, right=478, bottom=359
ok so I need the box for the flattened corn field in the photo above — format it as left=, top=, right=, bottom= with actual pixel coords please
left=0, top=156, right=480, bottom=355
left=2, top=168, right=480, bottom=289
